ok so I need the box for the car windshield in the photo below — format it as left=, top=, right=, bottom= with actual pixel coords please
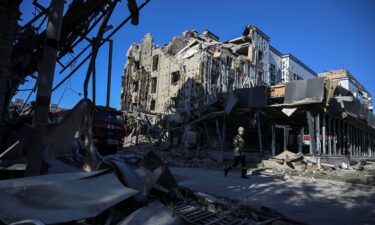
left=94, top=111, right=124, bottom=124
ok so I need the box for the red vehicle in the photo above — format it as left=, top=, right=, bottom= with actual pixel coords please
left=51, top=106, right=125, bottom=155
left=92, top=106, right=125, bottom=154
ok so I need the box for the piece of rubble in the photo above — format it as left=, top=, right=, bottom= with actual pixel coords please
left=0, top=170, right=138, bottom=224
left=98, top=154, right=165, bottom=203
left=341, top=162, right=351, bottom=170
left=270, top=150, right=303, bottom=165
left=118, top=201, right=182, bottom=225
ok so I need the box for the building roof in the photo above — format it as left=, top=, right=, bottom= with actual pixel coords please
left=318, top=69, right=371, bottom=96
left=270, top=45, right=317, bottom=76
left=282, top=53, right=317, bottom=76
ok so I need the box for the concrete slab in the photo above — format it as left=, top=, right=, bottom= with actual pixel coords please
left=171, top=167, right=375, bottom=225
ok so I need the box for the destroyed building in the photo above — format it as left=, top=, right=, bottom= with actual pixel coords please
left=121, top=26, right=316, bottom=115
left=318, top=69, right=373, bottom=110
left=121, top=25, right=375, bottom=159
left=1, top=1, right=375, bottom=224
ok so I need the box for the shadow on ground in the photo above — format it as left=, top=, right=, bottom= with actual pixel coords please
left=171, top=167, right=375, bottom=225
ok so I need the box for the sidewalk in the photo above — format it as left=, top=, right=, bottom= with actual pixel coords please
left=171, top=167, right=375, bottom=225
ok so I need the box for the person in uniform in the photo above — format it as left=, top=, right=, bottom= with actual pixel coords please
left=224, top=126, right=249, bottom=179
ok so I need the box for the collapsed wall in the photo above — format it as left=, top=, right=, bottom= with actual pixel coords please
left=121, top=26, right=284, bottom=117
left=121, top=25, right=375, bottom=159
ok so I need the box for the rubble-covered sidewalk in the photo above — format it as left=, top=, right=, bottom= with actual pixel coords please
left=171, top=166, right=375, bottom=225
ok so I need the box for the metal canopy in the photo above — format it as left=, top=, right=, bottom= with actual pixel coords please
left=0, top=171, right=138, bottom=224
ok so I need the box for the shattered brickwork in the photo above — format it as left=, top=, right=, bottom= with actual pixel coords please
left=121, top=26, right=316, bottom=116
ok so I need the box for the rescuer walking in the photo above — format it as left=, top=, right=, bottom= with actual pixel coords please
left=224, top=127, right=249, bottom=179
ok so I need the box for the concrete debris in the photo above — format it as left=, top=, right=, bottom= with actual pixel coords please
left=122, top=145, right=223, bottom=169
left=341, top=162, right=351, bottom=170
left=259, top=151, right=375, bottom=185
left=272, top=150, right=304, bottom=163
left=118, top=201, right=183, bottom=225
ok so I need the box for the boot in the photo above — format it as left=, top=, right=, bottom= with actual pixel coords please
left=224, top=167, right=231, bottom=177
left=241, top=169, right=249, bottom=179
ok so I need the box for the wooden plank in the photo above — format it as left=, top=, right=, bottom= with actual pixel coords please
left=268, top=84, right=285, bottom=97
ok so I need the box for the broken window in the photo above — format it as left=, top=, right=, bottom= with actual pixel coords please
left=257, top=71, right=263, bottom=83
left=270, top=64, right=276, bottom=73
left=132, top=81, right=139, bottom=92
left=151, top=77, right=157, bottom=93
left=277, top=69, right=282, bottom=84
left=171, top=71, right=180, bottom=84
left=226, top=56, right=233, bottom=67
left=270, top=64, right=276, bottom=85
left=357, top=91, right=364, bottom=100
left=150, top=99, right=156, bottom=111
left=170, top=97, right=178, bottom=108
left=258, top=50, right=263, bottom=61
left=134, top=60, right=140, bottom=70
left=293, top=73, right=302, bottom=80
left=152, top=55, right=159, bottom=71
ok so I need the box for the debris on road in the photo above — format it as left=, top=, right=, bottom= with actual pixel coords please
left=257, top=150, right=375, bottom=185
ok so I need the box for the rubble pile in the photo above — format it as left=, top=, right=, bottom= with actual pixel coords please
left=121, top=142, right=224, bottom=169
left=0, top=145, right=302, bottom=225
left=256, top=150, right=375, bottom=185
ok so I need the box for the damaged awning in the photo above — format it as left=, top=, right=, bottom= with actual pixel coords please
left=0, top=170, right=138, bottom=224
left=284, top=77, right=325, bottom=105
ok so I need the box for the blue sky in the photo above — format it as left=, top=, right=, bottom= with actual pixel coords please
left=16, top=0, right=375, bottom=109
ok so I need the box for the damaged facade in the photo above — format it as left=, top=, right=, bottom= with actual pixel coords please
left=121, top=26, right=316, bottom=116
left=121, top=25, right=375, bottom=159
left=318, top=69, right=372, bottom=110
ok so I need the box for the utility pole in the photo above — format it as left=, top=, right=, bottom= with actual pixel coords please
left=92, top=65, right=96, bottom=104
left=106, top=39, right=113, bottom=109
left=26, top=0, right=64, bottom=176
left=33, top=0, right=64, bottom=125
